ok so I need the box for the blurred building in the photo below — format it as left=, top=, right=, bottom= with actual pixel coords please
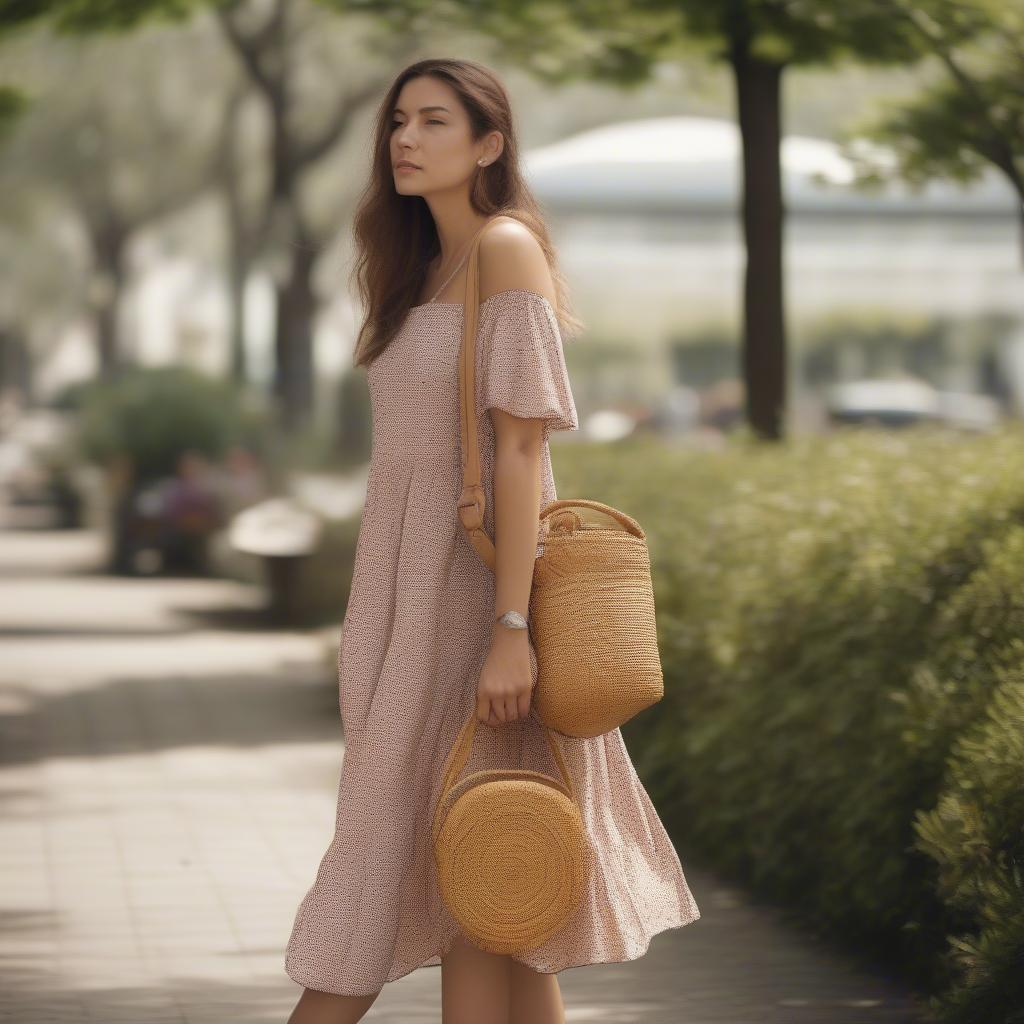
left=521, top=116, right=1023, bottom=417
left=34, top=115, right=1024, bottom=422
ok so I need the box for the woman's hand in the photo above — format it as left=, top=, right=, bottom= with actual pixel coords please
left=476, top=626, right=535, bottom=725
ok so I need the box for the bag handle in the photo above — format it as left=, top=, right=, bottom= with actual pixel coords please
left=456, top=214, right=537, bottom=572
left=540, top=498, right=645, bottom=539
left=431, top=707, right=577, bottom=847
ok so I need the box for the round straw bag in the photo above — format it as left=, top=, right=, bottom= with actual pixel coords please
left=455, top=216, right=665, bottom=739
left=431, top=708, right=590, bottom=955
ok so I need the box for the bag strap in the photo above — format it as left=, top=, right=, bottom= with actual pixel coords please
left=431, top=707, right=577, bottom=847
left=456, top=214, right=534, bottom=572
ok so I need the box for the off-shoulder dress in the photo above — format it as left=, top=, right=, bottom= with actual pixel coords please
left=284, top=288, right=701, bottom=996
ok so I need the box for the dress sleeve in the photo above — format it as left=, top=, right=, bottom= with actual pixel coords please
left=473, top=289, right=579, bottom=433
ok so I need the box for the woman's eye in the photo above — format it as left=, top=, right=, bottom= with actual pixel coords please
left=390, top=119, right=443, bottom=128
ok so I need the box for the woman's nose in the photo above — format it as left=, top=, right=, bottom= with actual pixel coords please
left=395, top=125, right=418, bottom=148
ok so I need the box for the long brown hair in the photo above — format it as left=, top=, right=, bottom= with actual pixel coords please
left=349, top=58, right=583, bottom=369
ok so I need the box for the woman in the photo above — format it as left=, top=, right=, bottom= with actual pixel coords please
left=284, top=57, right=700, bottom=1024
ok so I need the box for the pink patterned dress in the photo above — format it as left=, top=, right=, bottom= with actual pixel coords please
left=284, top=288, right=700, bottom=996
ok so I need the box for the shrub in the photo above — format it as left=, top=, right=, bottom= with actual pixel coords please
left=76, top=366, right=270, bottom=483
left=914, top=665, right=1024, bottom=1023
left=548, top=423, right=1024, bottom=1016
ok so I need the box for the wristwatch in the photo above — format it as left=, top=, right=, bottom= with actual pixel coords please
left=495, top=609, right=529, bottom=631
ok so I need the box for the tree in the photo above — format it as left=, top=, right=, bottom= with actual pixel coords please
left=0, top=21, right=241, bottom=378
left=431, top=0, right=972, bottom=439
left=209, top=0, right=410, bottom=431
left=843, top=0, right=1024, bottom=268
left=4, top=0, right=418, bottom=427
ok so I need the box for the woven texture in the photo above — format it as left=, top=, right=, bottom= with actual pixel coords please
left=432, top=710, right=589, bottom=954
left=530, top=500, right=664, bottom=737
left=284, top=288, right=701, bottom=997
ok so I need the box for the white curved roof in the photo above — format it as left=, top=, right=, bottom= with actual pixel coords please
left=523, top=116, right=1016, bottom=215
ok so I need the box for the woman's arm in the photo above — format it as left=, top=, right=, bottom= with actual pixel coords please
left=474, top=220, right=557, bottom=726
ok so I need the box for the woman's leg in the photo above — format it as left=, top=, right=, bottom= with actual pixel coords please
left=441, top=932, right=512, bottom=1024
left=508, top=958, right=565, bottom=1024
left=286, top=987, right=380, bottom=1024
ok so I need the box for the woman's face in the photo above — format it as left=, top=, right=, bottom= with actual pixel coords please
left=389, top=75, right=500, bottom=197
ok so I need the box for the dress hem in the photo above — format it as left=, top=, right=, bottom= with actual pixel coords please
left=284, top=904, right=701, bottom=998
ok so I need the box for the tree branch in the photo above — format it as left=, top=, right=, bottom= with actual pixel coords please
left=216, top=2, right=275, bottom=98
left=893, top=0, right=1023, bottom=196
left=292, top=75, right=388, bottom=171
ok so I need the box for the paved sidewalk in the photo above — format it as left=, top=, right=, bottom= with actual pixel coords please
left=0, top=524, right=934, bottom=1023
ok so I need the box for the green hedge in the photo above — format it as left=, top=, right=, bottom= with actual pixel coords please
left=76, top=366, right=271, bottom=483
left=910, top=526, right=1024, bottom=1023
left=550, top=423, right=1024, bottom=1022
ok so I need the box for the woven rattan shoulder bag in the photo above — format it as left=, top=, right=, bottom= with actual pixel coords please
left=431, top=706, right=590, bottom=954
left=456, top=215, right=665, bottom=738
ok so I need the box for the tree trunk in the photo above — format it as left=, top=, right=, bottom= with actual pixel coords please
left=95, top=288, right=119, bottom=378
left=89, top=220, right=127, bottom=380
left=1019, top=196, right=1024, bottom=272
left=265, top=64, right=316, bottom=433
left=274, top=235, right=316, bottom=431
left=732, top=49, right=787, bottom=441
left=227, top=239, right=248, bottom=386
left=0, top=326, right=33, bottom=403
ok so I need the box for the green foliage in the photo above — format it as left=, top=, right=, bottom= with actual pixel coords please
left=76, top=365, right=270, bottom=482
left=796, top=309, right=1015, bottom=388
left=550, top=424, right=1024, bottom=1017
left=666, top=324, right=738, bottom=388
left=914, top=665, right=1024, bottom=1023
left=899, top=529, right=1024, bottom=793
left=7, top=0, right=202, bottom=33
left=843, top=1, right=1023, bottom=203
left=665, top=308, right=1015, bottom=391
left=0, top=0, right=53, bottom=33
left=626, top=0, right=931, bottom=67
left=0, top=85, right=27, bottom=136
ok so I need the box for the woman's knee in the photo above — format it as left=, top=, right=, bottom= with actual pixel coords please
left=441, top=934, right=513, bottom=1024
left=509, top=960, right=563, bottom=1024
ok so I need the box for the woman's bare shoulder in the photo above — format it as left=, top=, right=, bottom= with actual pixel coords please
left=478, top=218, right=556, bottom=307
